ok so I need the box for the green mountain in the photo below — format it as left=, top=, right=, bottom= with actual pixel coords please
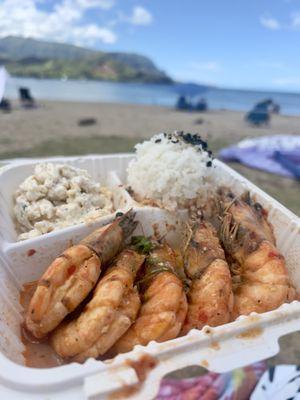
left=0, top=36, right=172, bottom=83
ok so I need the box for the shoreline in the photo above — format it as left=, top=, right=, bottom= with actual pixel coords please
left=9, top=75, right=300, bottom=97
left=6, top=98, right=300, bottom=118
left=6, top=77, right=300, bottom=116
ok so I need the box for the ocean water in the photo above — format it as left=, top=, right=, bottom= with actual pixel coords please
left=5, top=76, right=300, bottom=116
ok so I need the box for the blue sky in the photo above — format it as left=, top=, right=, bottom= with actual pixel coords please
left=1, top=0, right=300, bottom=92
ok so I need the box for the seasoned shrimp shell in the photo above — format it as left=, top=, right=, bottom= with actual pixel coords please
left=112, top=243, right=187, bottom=354
left=51, top=249, right=144, bottom=361
left=219, top=189, right=295, bottom=318
left=26, top=211, right=137, bottom=338
left=182, top=221, right=233, bottom=334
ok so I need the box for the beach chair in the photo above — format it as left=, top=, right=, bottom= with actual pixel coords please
left=19, top=87, right=36, bottom=108
left=175, top=95, right=192, bottom=111
left=194, top=98, right=208, bottom=112
left=245, top=109, right=270, bottom=126
left=245, top=99, right=272, bottom=126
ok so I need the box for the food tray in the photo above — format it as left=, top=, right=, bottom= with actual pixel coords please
left=0, top=154, right=299, bottom=399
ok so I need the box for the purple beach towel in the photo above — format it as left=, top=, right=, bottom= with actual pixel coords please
left=157, top=362, right=267, bottom=400
left=219, top=135, right=300, bottom=179
left=157, top=363, right=300, bottom=399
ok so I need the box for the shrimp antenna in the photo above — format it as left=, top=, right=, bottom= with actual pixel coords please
left=136, top=219, right=145, bottom=236
left=157, top=228, right=168, bottom=243
left=183, top=222, right=193, bottom=255
left=223, top=195, right=239, bottom=213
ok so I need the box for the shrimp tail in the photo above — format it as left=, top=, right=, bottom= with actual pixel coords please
left=118, top=210, right=138, bottom=237
left=81, top=209, right=137, bottom=263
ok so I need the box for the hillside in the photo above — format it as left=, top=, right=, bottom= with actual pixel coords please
left=0, top=36, right=172, bottom=83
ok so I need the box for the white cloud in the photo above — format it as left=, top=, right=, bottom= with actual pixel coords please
left=72, top=25, right=116, bottom=45
left=0, top=0, right=117, bottom=45
left=260, top=16, right=281, bottom=30
left=76, top=0, right=115, bottom=10
left=189, top=61, right=220, bottom=72
left=53, top=0, right=82, bottom=22
left=291, top=12, right=300, bottom=28
left=273, top=76, right=300, bottom=86
left=128, top=6, right=153, bottom=26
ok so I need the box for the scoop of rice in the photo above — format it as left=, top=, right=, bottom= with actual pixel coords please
left=127, top=132, right=214, bottom=210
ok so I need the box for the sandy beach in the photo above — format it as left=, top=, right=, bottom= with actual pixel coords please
left=1, top=101, right=300, bottom=153
left=1, top=100, right=299, bottom=216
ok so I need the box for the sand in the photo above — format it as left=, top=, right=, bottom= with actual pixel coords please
left=1, top=101, right=300, bottom=155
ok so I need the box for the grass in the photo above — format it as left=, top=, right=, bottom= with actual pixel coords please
left=229, top=163, right=300, bottom=216
left=0, top=136, right=143, bottom=159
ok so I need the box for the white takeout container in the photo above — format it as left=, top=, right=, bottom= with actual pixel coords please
left=0, top=154, right=299, bottom=399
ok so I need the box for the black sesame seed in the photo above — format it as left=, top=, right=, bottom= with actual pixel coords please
left=155, top=138, right=161, bottom=143
left=206, top=161, right=212, bottom=167
left=181, top=132, right=208, bottom=149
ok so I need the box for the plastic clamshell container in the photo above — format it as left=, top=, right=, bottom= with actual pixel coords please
left=0, top=154, right=299, bottom=400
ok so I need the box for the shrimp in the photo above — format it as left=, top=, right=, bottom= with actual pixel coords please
left=219, top=188, right=295, bottom=319
left=25, top=211, right=137, bottom=338
left=51, top=249, right=145, bottom=362
left=112, top=242, right=187, bottom=354
left=181, top=221, right=233, bottom=334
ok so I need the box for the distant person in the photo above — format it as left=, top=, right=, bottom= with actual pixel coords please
left=19, top=87, right=36, bottom=108
left=272, top=103, right=280, bottom=114
left=254, top=98, right=281, bottom=114
left=0, top=97, right=11, bottom=113
left=194, top=98, right=208, bottom=112
left=176, top=95, right=192, bottom=111
left=254, top=99, right=269, bottom=111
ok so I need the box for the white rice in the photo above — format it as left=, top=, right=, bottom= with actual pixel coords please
left=127, top=132, right=214, bottom=210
